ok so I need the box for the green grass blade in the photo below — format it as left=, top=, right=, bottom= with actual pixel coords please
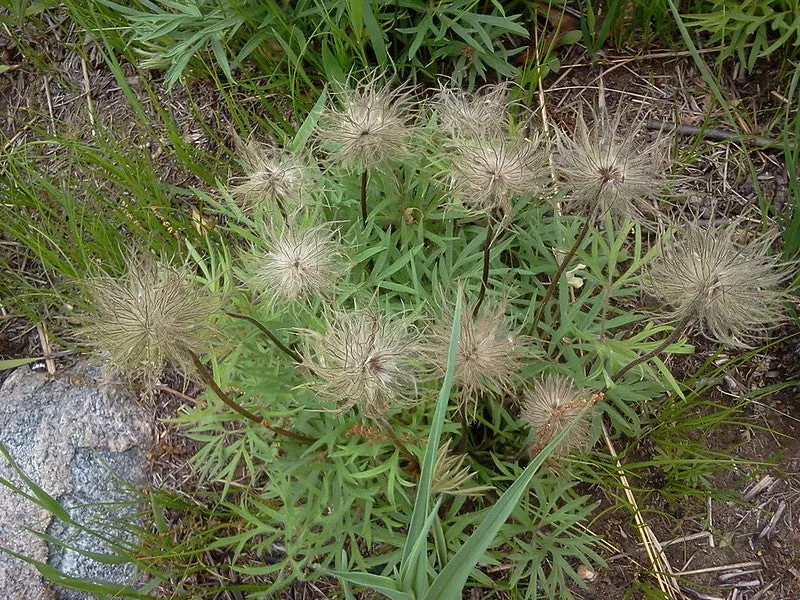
left=0, top=357, right=45, bottom=370
left=323, top=570, right=412, bottom=600
left=289, top=88, right=327, bottom=153
left=0, top=444, right=70, bottom=522
left=781, top=61, right=800, bottom=258
left=0, top=546, right=157, bottom=599
left=400, top=288, right=463, bottom=595
left=667, top=0, right=729, bottom=111
left=362, top=0, right=388, bottom=67
left=398, top=496, right=442, bottom=587
left=423, top=413, right=585, bottom=600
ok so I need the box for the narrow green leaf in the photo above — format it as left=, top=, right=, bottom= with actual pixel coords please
left=423, top=412, right=585, bottom=600
left=362, top=0, right=388, bottom=66
left=0, top=547, right=157, bottom=598
left=33, top=531, right=129, bottom=565
left=325, top=570, right=412, bottom=600
left=0, top=357, right=44, bottom=370
left=289, top=88, right=327, bottom=153
left=401, top=289, right=462, bottom=595
left=0, top=444, right=70, bottom=522
left=398, top=497, right=442, bottom=586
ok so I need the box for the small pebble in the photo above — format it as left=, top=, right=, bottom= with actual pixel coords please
left=578, top=564, right=596, bottom=581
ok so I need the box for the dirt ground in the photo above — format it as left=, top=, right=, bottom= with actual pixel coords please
left=1, top=12, right=799, bottom=600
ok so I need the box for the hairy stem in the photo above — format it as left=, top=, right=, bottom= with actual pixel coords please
left=190, top=353, right=315, bottom=444
left=529, top=217, right=592, bottom=336
left=225, top=311, right=302, bottom=363
left=360, top=169, right=368, bottom=225
left=473, top=221, right=493, bottom=318
left=610, top=314, right=693, bottom=384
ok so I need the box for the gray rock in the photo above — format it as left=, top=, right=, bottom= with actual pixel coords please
left=0, top=362, right=153, bottom=600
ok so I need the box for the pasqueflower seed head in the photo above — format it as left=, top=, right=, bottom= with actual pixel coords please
left=427, top=295, right=527, bottom=402
left=230, top=140, right=310, bottom=213
left=646, top=220, right=793, bottom=348
left=555, top=107, right=670, bottom=222
left=431, top=439, right=493, bottom=497
left=317, top=74, right=415, bottom=171
left=301, top=309, right=421, bottom=419
left=449, top=136, right=548, bottom=219
left=434, top=82, right=514, bottom=141
left=247, top=224, right=343, bottom=303
left=76, top=252, right=218, bottom=386
left=521, top=375, right=597, bottom=459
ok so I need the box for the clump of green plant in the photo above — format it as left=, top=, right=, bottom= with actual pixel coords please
left=80, top=0, right=529, bottom=90
left=682, top=0, right=800, bottom=71
left=52, top=73, right=795, bottom=599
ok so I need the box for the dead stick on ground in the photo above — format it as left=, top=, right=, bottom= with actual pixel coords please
left=645, top=119, right=792, bottom=149
left=602, top=424, right=680, bottom=599
left=674, top=561, right=761, bottom=577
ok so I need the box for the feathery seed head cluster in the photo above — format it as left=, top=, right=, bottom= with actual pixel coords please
left=431, top=439, right=493, bottom=496
left=521, top=375, right=597, bottom=459
left=230, top=141, right=310, bottom=213
left=77, top=253, right=218, bottom=386
left=302, top=309, right=421, bottom=419
left=247, top=224, right=343, bottom=303
left=427, top=295, right=527, bottom=402
left=449, top=136, right=548, bottom=218
left=317, top=74, right=415, bottom=171
left=434, top=83, right=514, bottom=141
left=555, top=107, right=670, bottom=222
left=646, top=220, right=793, bottom=348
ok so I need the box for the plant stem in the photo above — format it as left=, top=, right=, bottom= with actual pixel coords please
left=360, top=169, right=368, bottom=225
left=225, top=311, right=302, bottom=363
left=456, top=389, right=470, bottom=453
left=189, top=352, right=315, bottom=444
left=377, top=416, right=417, bottom=466
left=529, top=217, right=592, bottom=336
left=610, top=314, right=693, bottom=384
left=473, top=221, right=493, bottom=318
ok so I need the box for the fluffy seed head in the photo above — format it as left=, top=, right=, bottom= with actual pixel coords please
left=449, top=136, right=548, bottom=219
left=247, top=224, right=343, bottom=303
left=555, top=107, right=670, bottom=222
left=432, top=439, right=493, bottom=496
left=230, top=140, right=311, bottom=213
left=427, top=295, right=527, bottom=403
left=301, top=309, right=421, bottom=419
left=521, top=376, right=598, bottom=459
left=76, top=253, right=218, bottom=387
left=646, top=220, right=793, bottom=348
left=434, top=82, right=514, bottom=141
left=317, top=74, right=414, bottom=171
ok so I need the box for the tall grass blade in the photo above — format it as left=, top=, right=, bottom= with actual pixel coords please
left=781, top=62, right=800, bottom=258
left=423, top=412, right=585, bottom=600
left=400, top=288, right=463, bottom=595
left=0, top=444, right=70, bottom=522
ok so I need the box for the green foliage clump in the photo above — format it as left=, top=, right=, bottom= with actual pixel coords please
left=90, top=0, right=529, bottom=89
left=683, top=0, right=800, bottom=70
left=4, top=67, right=794, bottom=599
